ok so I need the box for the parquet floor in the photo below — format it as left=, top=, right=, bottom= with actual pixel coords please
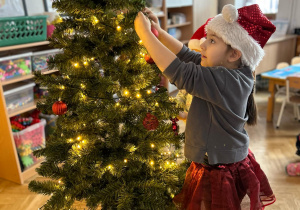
left=0, top=91, right=299, bottom=210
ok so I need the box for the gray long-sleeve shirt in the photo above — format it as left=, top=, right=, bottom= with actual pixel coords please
left=163, top=45, right=254, bottom=164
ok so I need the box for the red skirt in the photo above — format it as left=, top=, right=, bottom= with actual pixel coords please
left=173, top=150, right=275, bottom=210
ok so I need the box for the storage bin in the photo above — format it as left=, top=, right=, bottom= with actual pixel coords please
left=0, top=52, right=32, bottom=81
left=13, top=118, right=46, bottom=171
left=31, top=49, right=61, bottom=72
left=0, top=15, right=47, bottom=47
left=3, top=81, right=35, bottom=112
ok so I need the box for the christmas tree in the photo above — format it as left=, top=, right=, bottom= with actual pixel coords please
left=29, top=0, right=188, bottom=209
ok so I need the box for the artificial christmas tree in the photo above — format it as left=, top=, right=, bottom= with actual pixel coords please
left=29, top=0, right=188, bottom=209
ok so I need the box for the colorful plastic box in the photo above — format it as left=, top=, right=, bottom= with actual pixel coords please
left=31, top=49, right=62, bottom=72
left=0, top=52, right=32, bottom=81
left=3, top=81, right=35, bottom=112
left=13, top=119, right=46, bottom=171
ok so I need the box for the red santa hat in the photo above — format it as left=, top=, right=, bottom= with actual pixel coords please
left=205, top=4, right=276, bottom=71
left=188, top=18, right=213, bottom=51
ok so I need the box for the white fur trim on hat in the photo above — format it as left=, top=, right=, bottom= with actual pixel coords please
left=188, top=38, right=206, bottom=51
left=205, top=5, right=264, bottom=71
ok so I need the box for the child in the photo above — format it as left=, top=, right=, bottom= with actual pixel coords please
left=135, top=4, right=276, bottom=210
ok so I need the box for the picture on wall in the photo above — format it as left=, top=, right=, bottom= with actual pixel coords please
left=0, top=0, right=26, bottom=17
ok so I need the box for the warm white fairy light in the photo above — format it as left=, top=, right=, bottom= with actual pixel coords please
left=83, top=61, right=88, bottom=65
left=116, top=102, right=120, bottom=106
left=150, top=160, right=154, bottom=166
left=77, top=145, right=81, bottom=149
left=151, top=144, right=155, bottom=148
left=74, top=63, right=79, bottom=67
left=155, top=102, right=159, bottom=106
left=124, top=90, right=129, bottom=96
left=77, top=136, right=82, bottom=141
left=116, top=26, right=121, bottom=31
left=147, top=90, right=152, bottom=94
left=139, top=40, right=143, bottom=44
left=81, top=93, right=86, bottom=99
left=124, top=159, right=128, bottom=163
left=136, top=93, right=141, bottom=98
left=68, top=138, right=73, bottom=143
left=81, top=83, right=86, bottom=89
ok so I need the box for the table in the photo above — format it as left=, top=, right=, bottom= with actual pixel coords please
left=261, top=64, right=300, bottom=122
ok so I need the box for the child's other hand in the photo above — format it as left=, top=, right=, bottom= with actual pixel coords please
left=134, top=11, right=151, bottom=39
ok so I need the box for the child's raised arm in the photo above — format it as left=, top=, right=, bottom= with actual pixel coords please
left=134, top=10, right=181, bottom=72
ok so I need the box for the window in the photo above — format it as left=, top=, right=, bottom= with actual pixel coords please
left=245, top=0, right=279, bottom=14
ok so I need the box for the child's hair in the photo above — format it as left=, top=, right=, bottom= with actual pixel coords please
left=246, top=85, right=257, bottom=126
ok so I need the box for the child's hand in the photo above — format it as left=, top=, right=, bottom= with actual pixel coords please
left=143, top=8, right=162, bottom=37
left=134, top=11, right=151, bottom=39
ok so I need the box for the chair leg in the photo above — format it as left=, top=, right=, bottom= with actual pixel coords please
left=276, top=100, right=286, bottom=129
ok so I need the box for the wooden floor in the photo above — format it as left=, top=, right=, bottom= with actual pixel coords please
left=0, top=90, right=299, bottom=210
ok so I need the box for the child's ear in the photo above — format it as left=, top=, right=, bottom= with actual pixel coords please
left=228, top=49, right=242, bottom=62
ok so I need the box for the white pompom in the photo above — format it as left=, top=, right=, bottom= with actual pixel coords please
left=222, top=4, right=238, bottom=23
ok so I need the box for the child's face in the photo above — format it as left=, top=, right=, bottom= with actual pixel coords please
left=199, top=30, right=231, bottom=68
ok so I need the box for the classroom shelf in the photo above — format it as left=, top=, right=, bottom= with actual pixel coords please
left=0, top=41, right=50, bottom=52
left=0, top=41, right=55, bottom=184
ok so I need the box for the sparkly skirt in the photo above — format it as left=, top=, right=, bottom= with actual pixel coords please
left=173, top=150, right=276, bottom=210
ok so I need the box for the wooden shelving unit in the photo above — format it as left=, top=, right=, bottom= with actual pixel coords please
left=0, top=42, right=54, bottom=184
left=157, top=0, right=194, bottom=45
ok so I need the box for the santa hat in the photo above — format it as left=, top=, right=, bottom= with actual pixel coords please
left=188, top=18, right=212, bottom=51
left=205, top=4, right=276, bottom=71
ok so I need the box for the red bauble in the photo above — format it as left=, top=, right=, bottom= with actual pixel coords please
left=52, top=101, right=68, bottom=115
left=143, top=113, right=159, bottom=131
left=151, top=25, right=159, bottom=38
left=171, top=117, right=179, bottom=135
left=144, top=54, right=155, bottom=64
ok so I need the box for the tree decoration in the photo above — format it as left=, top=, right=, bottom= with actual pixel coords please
left=52, top=101, right=67, bottom=115
left=171, top=117, right=179, bottom=135
left=144, top=54, right=155, bottom=64
left=143, top=113, right=159, bottom=130
left=151, top=25, right=159, bottom=38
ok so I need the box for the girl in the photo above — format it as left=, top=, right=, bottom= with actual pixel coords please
left=135, top=4, right=276, bottom=210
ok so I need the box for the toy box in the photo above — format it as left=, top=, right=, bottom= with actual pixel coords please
left=0, top=52, right=32, bottom=81
left=3, top=81, right=35, bottom=112
left=31, top=49, right=62, bottom=72
left=13, top=119, right=46, bottom=171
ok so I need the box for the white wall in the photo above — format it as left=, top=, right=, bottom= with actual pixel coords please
left=193, top=0, right=218, bottom=31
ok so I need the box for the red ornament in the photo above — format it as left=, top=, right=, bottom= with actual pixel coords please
left=151, top=25, right=159, bottom=38
left=144, top=54, right=155, bottom=64
left=171, top=117, right=179, bottom=135
left=52, top=101, right=68, bottom=115
left=143, top=113, right=159, bottom=131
